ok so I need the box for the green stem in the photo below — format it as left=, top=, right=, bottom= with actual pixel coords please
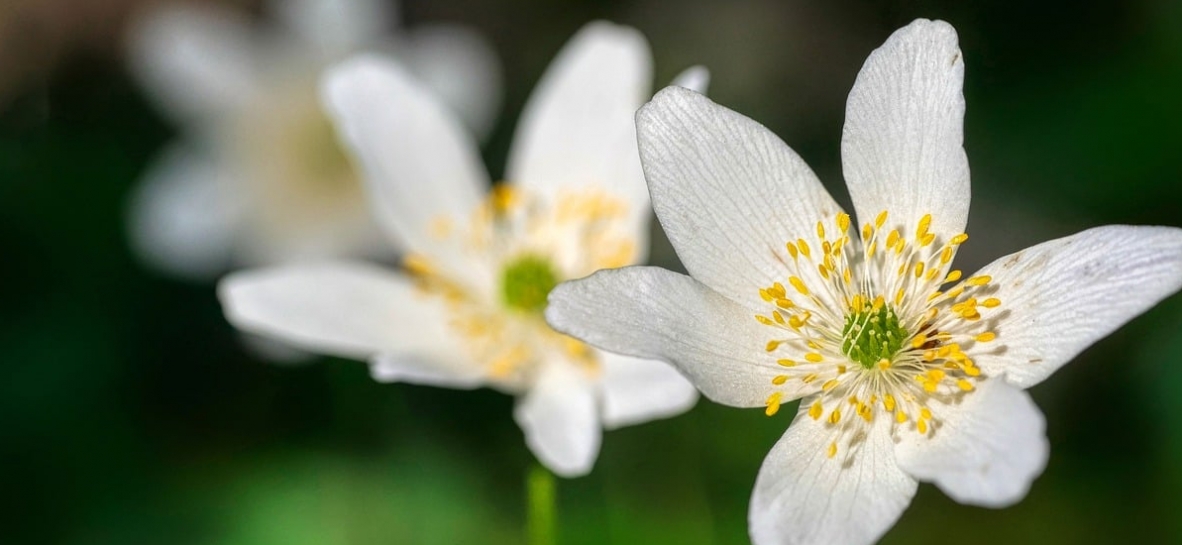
left=526, top=463, right=557, bottom=545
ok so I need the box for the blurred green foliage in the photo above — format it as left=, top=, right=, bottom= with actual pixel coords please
left=3, top=0, right=1181, bottom=543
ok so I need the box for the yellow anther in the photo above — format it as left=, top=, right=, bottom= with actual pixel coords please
left=817, top=221, right=826, bottom=239
left=916, top=214, right=932, bottom=239
left=896, top=288, right=906, bottom=306
left=941, top=246, right=954, bottom=264
left=801, top=373, right=818, bottom=384
left=765, top=392, right=783, bottom=416
left=862, top=224, right=872, bottom=240
left=975, top=332, right=997, bottom=342
left=923, top=350, right=936, bottom=362
left=770, top=282, right=786, bottom=298
left=828, top=409, right=842, bottom=424
left=944, top=270, right=962, bottom=283
left=789, top=276, right=810, bottom=295
left=983, top=298, right=1001, bottom=308
left=872, top=295, right=885, bottom=311
left=755, top=315, right=774, bottom=326
left=403, top=254, right=434, bottom=275
left=805, top=352, right=824, bottom=363
left=797, top=239, right=812, bottom=259
left=921, top=233, right=935, bottom=247
left=926, top=268, right=940, bottom=281
left=922, top=380, right=938, bottom=393
left=772, top=375, right=789, bottom=385
left=837, top=212, right=851, bottom=233
left=877, top=359, right=891, bottom=370
left=927, top=291, right=943, bottom=302
left=920, top=407, right=933, bottom=420
left=944, top=286, right=965, bottom=299
left=490, top=185, right=518, bottom=212
left=876, top=210, right=889, bottom=228
left=967, top=275, right=992, bottom=286
left=951, top=233, right=969, bottom=245
left=886, top=229, right=900, bottom=248
left=883, top=395, right=897, bottom=412
left=917, top=419, right=929, bottom=434
left=773, top=312, right=786, bottom=325
left=788, top=315, right=805, bottom=329
left=896, top=410, right=908, bottom=423
left=911, top=334, right=928, bottom=349
left=927, top=369, right=946, bottom=382
left=786, top=242, right=799, bottom=260
left=963, top=364, right=981, bottom=377
left=837, top=365, right=847, bottom=374
left=843, top=268, right=852, bottom=285
left=809, top=400, right=824, bottom=420
left=914, top=262, right=925, bottom=278
left=822, top=379, right=839, bottom=391
left=957, top=379, right=975, bottom=391
left=765, top=340, right=782, bottom=352
left=775, top=298, right=795, bottom=309
left=759, top=289, right=773, bottom=302
left=818, top=264, right=830, bottom=280
left=777, top=359, right=796, bottom=367
left=827, top=442, right=838, bottom=458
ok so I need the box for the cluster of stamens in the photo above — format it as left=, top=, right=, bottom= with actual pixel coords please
left=754, top=210, right=1002, bottom=460
left=404, top=184, right=636, bottom=387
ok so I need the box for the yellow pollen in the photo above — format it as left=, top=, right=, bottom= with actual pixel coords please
left=920, top=408, right=933, bottom=420
left=765, top=392, right=783, bottom=416
left=765, top=340, right=782, bottom=352
left=777, top=359, right=796, bottom=367
left=883, top=394, right=897, bottom=412
left=886, top=229, right=900, bottom=248
left=828, top=409, right=842, bottom=424
left=876, top=210, right=889, bottom=228
left=896, top=410, right=908, bottom=423
left=755, top=315, right=774, bottom=326
left=951, top=233, right=969, bottom=245
left=805, top=352, right=824, bottom=363
left=944, top=270, right=962, bottom=283
left=921, top=233, right=935, bottom=247
left=816, top=221, right=826, bottom=239
left=975, top=332, right=997, bottom=342
left=895, top=288, right=906, bottom=306
left=916, top=214, right=932, bottom=239
left=789, top=276, right=810, bottom=295
left=809, top=400, right=824, bottom=420
left=857, top=403, right=873, bottom=422
left=911, top=333, right=928, bottom=349
left=786, top=242, right=799, bottom=260
left=941, top=247, right=953, bottom=264
left=983, top=298, right=1001, bottom=308
left=837, top=212, right=851, bottom=232
left=917, top=419, right=929, bottom=434
left=877, top=359, right=891, bottom=370
left=802, top=373, right=818, bottom=384
left=827, top=442, right=838, bottom=458
left=957, top=379, right=975, bottom=391
left=967, top=275, right=992, bottom=286
left=797, top=239, right=812, bottom=259
left=822, top=379, right=839, bottom=391
left=914, top=262, right=925, bottom=278
left=772, top=375, right=789, bottom=385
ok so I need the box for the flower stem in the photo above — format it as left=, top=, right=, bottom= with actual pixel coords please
left=526, top=463, right=557, bottom=545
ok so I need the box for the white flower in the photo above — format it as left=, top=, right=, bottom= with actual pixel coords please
left=545, top=19, right=1182, bottom=544
left=125, top=0, right=501, bottom=279
left=218, top=22, right=708, bottom=477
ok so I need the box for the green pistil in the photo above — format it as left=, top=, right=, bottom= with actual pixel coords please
left=501, top=255, right=560, bottom=312
left=841, top=301, right=909, bottom=369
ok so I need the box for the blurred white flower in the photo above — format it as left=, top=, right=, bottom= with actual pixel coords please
left=545, top=19, right=1182, bottom=544
left=218, top=22, right=708, bottom=477
left=126, top=0, right=501, bottom=279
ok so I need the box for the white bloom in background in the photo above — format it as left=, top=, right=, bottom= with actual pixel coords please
left=126, top=0, right=501, bottom=279
left=546, top=19, right=1182, bottom=544
left=218, top=22, right=708, bottom=477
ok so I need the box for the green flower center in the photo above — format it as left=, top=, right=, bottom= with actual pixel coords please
left=501, top=255, right=560, bottom=312
left=841, top=300, right=909, bottom=369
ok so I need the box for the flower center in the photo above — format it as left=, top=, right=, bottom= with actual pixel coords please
left=501, top=254, right=560, bottom=312
left=841, top=298, right=909, bottom=369
left=752, top=210, right=1004, bottom=460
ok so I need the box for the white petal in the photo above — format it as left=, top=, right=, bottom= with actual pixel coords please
left=218, top=262, right=466, bottom=371
left=894, top=379, right=1048, bottom=507
left=271, top=0, right=393, bottom=60
left=126, top=144, right=245, bottom=280
left=399, top=24, right=503, bottom=140
left=126, top=2, right=258, bottom=123
left=597, top=352, right=698, bottom=430
left=670, top=65, right=710, bottom=94
left=841, top=19, right=969, bottom=243
left=546, top=266, right=816, bottom=408
left=968, top=225, right=1182, bottom=388
left=514, top=361, right=601, bottom=477
left=750, top=410, right=917, bottom=545
left=370, top=353, right=485, bottom=389
left=636, top=86, right=843, bottom=310
left=504, top=21, right=652, bottom=244
left=321, top=55, right=488, bottom=273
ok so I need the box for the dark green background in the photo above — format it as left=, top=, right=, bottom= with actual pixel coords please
left=3, top=0, right=1181, bottom=543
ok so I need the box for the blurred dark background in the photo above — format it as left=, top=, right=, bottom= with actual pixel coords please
left=3, top=0, right=1182, bottom=543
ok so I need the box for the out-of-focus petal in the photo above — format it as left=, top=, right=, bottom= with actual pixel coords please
left=399, top=24, right=503, bottom=140
left=597, top=352, right=698, bottom=429
left=514, top=361, right=601, bottom=477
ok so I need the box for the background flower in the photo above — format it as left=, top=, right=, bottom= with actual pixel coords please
left=124, top=0, right=501, bottom=279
